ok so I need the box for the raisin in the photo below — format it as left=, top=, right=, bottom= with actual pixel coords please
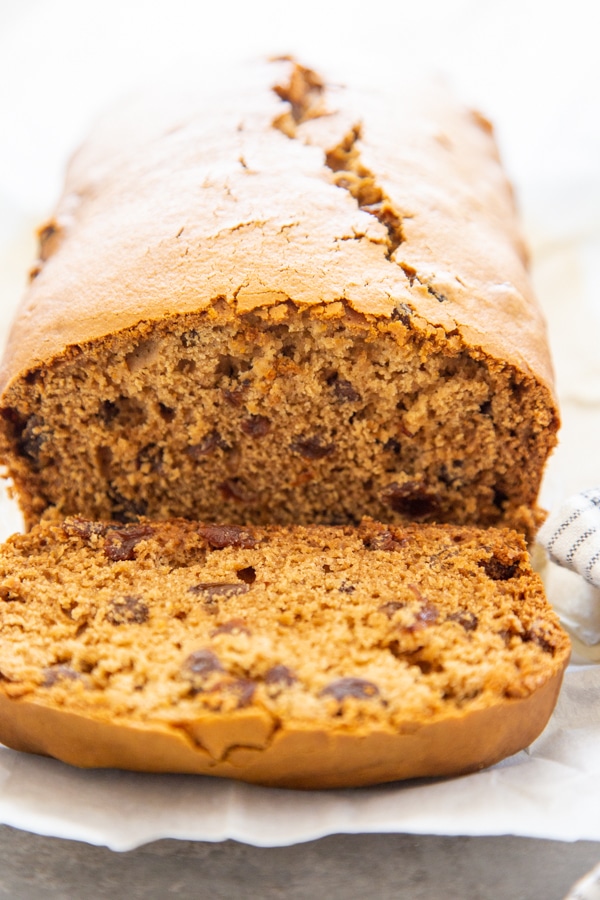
left=412, top=601, right=439, bottom=628
left=106, top=595, right=149, bottom=625
left=197, top=524, right=257, bottom=550
left=189, top=582, right=250, bottom=599
left=241, top=415, right=271, bottom=437
left=104, top=524, right=154, bottom=561
left=184, top=649, right=223, bottom=677
left=447, top=610, right=478, bottom=632
left=210, top=618, right=252, bottom=637
left=187, top=430, right=230, bottom=459
left=222, top=381, right=250, bottom=406
left=227, top=677, right=256, bottom=707
left=290, top=435, right=335, bottom=460
left=17, top=414, right=48, bottom=464
left=363, top=530, right=407, bottom=551
left=236, top=566, right=257, bottom=585
left=62, top=517, right=108, bottom=541
left=479, top=557, right=519, bottom=581
left=264, top=664, right=297, bottom=686
left=338, top=581, right=356, bottom=594
left=525, top=624, right=555, bottom=654
left=42, top=665, right=81, bottom=687
left=378, top=601, right=404, bottom=618
left=327, top=375, right=361, bottom=403
left=320, top=677, right=380, bottom=701
left=380, top=481, right=440, bottom=519
left=480, top=401, right=492, bottom=416
left=219, top=479, right=252, bottom=503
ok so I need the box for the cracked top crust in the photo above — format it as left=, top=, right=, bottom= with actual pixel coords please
left=0, top=57, right=554, bottom=401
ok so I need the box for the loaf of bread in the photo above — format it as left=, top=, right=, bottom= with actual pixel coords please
left=0, top=517, right=569, bottom=788
left=0, top=58, right=558, bottom=536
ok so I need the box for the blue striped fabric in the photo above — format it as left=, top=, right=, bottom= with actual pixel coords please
left=537, top=489, right=600, bottom=588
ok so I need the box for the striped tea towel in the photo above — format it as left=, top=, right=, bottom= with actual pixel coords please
left=537, top=488, right=600, bottom=588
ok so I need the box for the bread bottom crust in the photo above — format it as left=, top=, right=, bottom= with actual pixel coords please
left=0, top=668, right=565, bottom=789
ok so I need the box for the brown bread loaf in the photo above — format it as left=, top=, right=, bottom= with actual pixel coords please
left=0, top=517, right=570, bottom=788
left=0, top=58, right=558, bottom=535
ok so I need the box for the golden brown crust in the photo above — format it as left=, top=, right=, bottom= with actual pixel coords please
left=0, top=58, right=556, bottom=401
left=0, top=670, right=565, bottom=788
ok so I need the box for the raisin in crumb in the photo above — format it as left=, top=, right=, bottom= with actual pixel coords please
left=106, top=595, right=150, bottom=625
left=241, top=415, right=271, bottom=437
left=42, top=665, right=82, bottom=687
left=363, top=530, right=407, bottom=551
left=104, top=525, right=154, bottom=561
left=290, top=435, right=336, bottom=460
left=62, top=517, right=108, bottom=541
left=210, top=618, right=252, bottom=637
left=264, top=664, right=297, bottom=686
left=338, top=581, right=356, bottom=594
left=447, top=610, right=478, bottom=632
left=320, top=677, right=380, bottom=702
left=378, top=601, right=404, bottom=618
left=380, top=481, right=440, bottom=519
left=187, top=430, right=230, bottom=459
left=184, top=649, right=223, bottom=677
left=197, top=524, right=257, bottom=550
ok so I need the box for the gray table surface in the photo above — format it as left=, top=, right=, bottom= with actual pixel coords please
left=0, top=827, right=599, bottom=900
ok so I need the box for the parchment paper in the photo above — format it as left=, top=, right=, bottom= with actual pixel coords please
left=1, top=0, right=599, bottom=850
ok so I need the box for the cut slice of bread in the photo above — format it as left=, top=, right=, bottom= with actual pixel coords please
left=0, top=516, right=570, bottom=788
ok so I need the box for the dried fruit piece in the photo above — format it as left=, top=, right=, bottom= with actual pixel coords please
left=197, top=524, right=257, bottom=550
left=338, top=581, right=356, bottom=594
left=62, top=517, right=108, bottom=541
left=264, top=664, right=297, bottom=686
left=42, top=665, right=81, bottom=687
left=241, top=415, right=271, bottom=437
left=104, top=525, right=154, bottom=561
left=290, top=435, right=336, bottom=460
left=210, top=618, right=252, bottom=637
left=327, top=375, right=361, bottom=403
left=187, top=430, right=230, bottom=459
left=363, top=529, right=407, bottom=551
left=447, top=610, right=479, bottom=632
left=320, top=677, right=380, bottom=701
left=184, top=649, right=223, bottom=677
left=227, top=677, right=256, bottom=707
left=106, top=595, right=149, bottom=626
left=378, top=601, right=405, bottom=618
left=380, top=481, right=440, bottom=519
